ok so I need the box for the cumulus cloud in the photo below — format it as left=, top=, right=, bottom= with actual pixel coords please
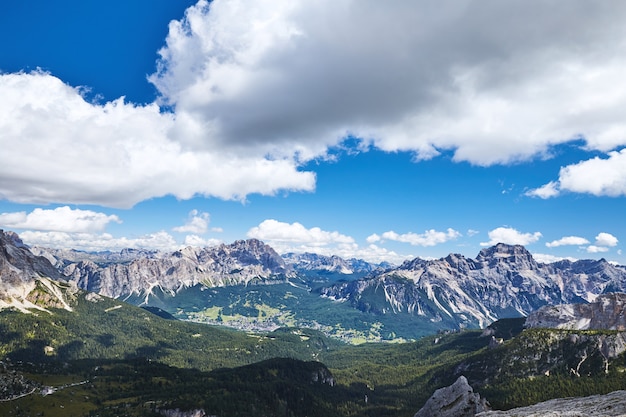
left=247, top=219, right=354, bottom=247
left=173, top=209, right=211, bottom=234
left=182, top=234, right=221, bottom=248
left=369, top=228, right=461, bottom=247
left=595, top=232, right=619, bottom=247
left=0, top=71, right=315, bottom=208
left=0, top=206, right=222, bottom=252
left=586, top=245, right=610, bottom=254
left=532, top=253, right=578, bottom=264
left=245, top=219, right=411, bottom=263
left=546, top=236, right=590, bottom=248
left=366, top=234, right=382, bottom=244
left=149, top=0, right=626, bottom=164
left=481, top=227, right=542, bottom=246
left=4, top=1, right=626, bottom=207
left=528, top=150, right=626, bottom=198
left=19, top=230, right=180, bottom=252
left=0, top=206, right=121, bottom=233
left=526, top=181, right=560, bottom=199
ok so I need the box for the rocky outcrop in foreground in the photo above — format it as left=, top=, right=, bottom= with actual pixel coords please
left=417, top=377, right=626, bottom=417
left=414, top=376, right=489, bottom=417
left=478, top=390, right=626, bottom=416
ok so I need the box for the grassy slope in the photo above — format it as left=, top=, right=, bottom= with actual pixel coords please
left=2, top=292, right=626, bottom=417
left=136, top=282, right=445, bottom=343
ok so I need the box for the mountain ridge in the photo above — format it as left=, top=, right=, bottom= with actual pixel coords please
left=321, top=243, right=626, bottom=329
left=41, top=238, right=294, bottom=300
left=0, top=230, right=76, bottom=313
left=6, top=230, right=626, bottom=338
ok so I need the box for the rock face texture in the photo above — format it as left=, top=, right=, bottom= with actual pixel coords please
left=414, top=376, right=490, bottom=417
left=322, top=244, right=626, bottom=329
left=0, top=230, right=75, bottom=312
left=159, top=409, right=207, bottom=417
left=526, top=293, right=626, bottom=330
left=282, top=252, right=384, bottom=276
left=53, top=239, right=294, bottom=299
left=0, top=230, right=62, bottom=286
left=477, top=390, right=626, bottom=416
left=14, top=234, right=626, bottom=332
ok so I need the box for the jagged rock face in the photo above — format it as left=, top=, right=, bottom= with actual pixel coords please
left=0, top=230, right=62, bottom=286
left=526, top=293, right=626, bottom=331
left=0, top=230, right=74, bottom=312
left=310, top=365, right=335, bottom=387
left=477, top=390, right=626, bottom=416
left=31, top=246, right=160, bottom=268
left=450, top=329, right=626, bottom=390
left=321, top=244, right=626, bottom=329
left=282, top=252, right=382, bottom=275
left=159, top=410, right=207, bottom=417
left=62, top=239, right=294, bottom=299
left=414, top=376, right=489, bottom=417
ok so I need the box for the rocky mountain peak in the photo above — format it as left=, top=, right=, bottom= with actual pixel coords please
left=477, top=243, right=533, bottom=261
left=0, top=230, right=75, bottom=312
left=59, top=238, right=294, bottom=300
left=322, top=242, right=626, bottom=331
left=3, top=230, right=29, bottom=249
left=476, top=243, right=538, bottom=271
left=221, top=239, right=288, bottom=272
left=0, top=230, right=62, bottom=285
left=282, top=252, right=381, bottom=275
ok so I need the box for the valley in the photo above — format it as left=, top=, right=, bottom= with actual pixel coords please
left=2, top=229, right=626, bottom=416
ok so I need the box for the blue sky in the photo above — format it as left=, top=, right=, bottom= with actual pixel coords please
left=1, top=0, right=625, bottom=264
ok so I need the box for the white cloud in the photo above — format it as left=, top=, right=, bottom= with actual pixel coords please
left=4, top=2, right=626, bottom=207
left=366, top=234, right=381, bottom=244
left=0, top=71, right=315, bottom=208
left=546, top=236, right=590, bottom=248
left=19, top=230, right=180, bottom=252
left=183, top=234, right=221, bottom=248
left=526, top=181, right=560, bottom=199
left=151, top=0, right=626, bottom=167
left=481, top=227, right=542, bottom=246
left=376, top=228, right=461, bottom=247
left=247, top=219, right=354, bottom=247
left=587, top=245, right=610, bottom=254
left=595, top=232, right=619, bottom=247
left=245, top=219, right=412, bottom=264
left=532, top=253, right=578, bottom=264
left=528, top=150, right=626, bottom=198
left=173, top=209, right=211, bottom=234
left=0, top=206, right=121, bottom=233
left=331, top=244, right=412, bottom=265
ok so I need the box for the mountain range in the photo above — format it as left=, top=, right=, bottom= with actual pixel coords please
left=3, top=228, right=626, bottom=416
left=0, top=230, right=75, bottom=313
left=321, top=243, right=626, bottom=329
left=9, top=230, right=626, bottom=339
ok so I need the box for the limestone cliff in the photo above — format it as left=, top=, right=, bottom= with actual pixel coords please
left=526, top=292, right=626, bottom=330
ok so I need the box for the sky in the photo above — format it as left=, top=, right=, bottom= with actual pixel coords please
left=1, top=0, right=625, bottom=265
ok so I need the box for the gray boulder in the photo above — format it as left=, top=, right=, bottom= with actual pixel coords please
left=414, top=376, right=490, bottom=417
